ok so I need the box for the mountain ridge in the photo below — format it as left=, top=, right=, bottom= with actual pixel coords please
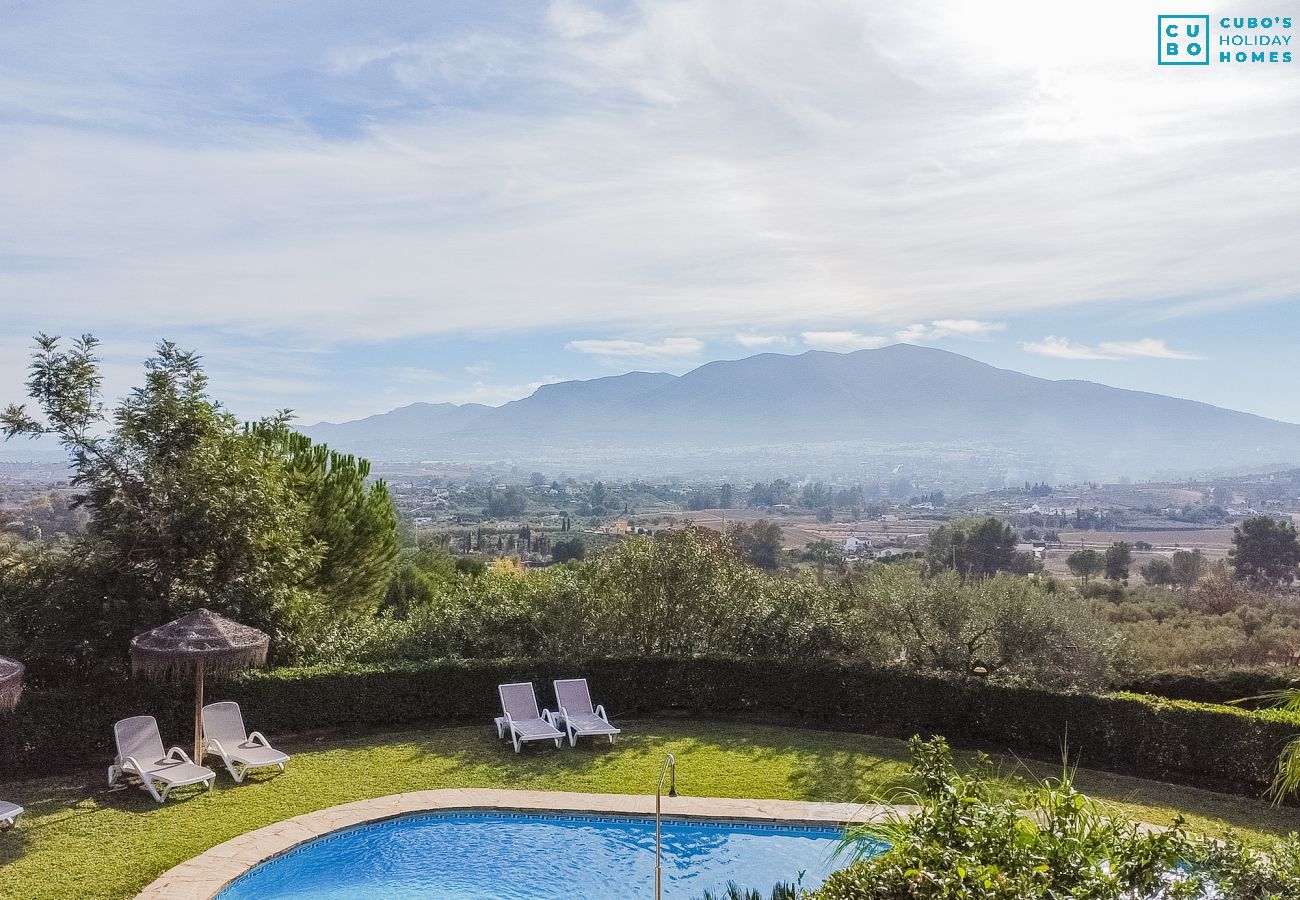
left=302, top=345, right=1300, bottom=478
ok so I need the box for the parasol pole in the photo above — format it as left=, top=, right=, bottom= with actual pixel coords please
left=194, top=657, right=205, bottom=764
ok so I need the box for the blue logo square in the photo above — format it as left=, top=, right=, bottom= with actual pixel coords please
left=1158, top=15, right=1211, bottom=65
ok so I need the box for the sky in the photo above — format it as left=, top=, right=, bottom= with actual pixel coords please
left=1, top=0, right=1298, bottom=427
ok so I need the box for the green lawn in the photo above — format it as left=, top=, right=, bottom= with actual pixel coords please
left=1, top=719, right=1297, bottom=900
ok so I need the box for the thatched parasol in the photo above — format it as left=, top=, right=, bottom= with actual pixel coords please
left=130, top=609, right=270, bottom=764
left=0, top=656, right=23, bottom=712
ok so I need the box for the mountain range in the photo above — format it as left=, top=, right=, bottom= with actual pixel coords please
left=303, top=345, right=1300, bottom=480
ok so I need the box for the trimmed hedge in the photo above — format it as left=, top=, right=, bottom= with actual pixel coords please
left=1117, top=668, right=1300, bottom=708
left=1, top=658, right=1297, bottom=800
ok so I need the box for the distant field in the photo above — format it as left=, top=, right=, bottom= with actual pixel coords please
left=1053, top=528, right=1235, bottom=553
left=1044, top=527, right=1233, bottom=581
left=683, top=508, right=939, bottom=550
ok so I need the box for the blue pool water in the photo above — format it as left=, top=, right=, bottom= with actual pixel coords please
left=216, top=810, right=872, bottom=899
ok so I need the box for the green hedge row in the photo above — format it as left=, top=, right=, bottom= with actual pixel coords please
left=1, top=658, right=1297, bottom=799
left=1116, top=668, right=1300, bottom=708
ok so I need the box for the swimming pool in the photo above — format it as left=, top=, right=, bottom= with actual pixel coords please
left=215, top=810, right=874, bottom=899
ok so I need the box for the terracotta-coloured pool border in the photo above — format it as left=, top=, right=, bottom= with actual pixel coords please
left=136, top=789, right=910, bottom=899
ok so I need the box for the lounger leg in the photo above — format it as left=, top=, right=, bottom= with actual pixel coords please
left=107, top=764, right=120, bottom=787
left=512, top=732, right=521, bottom=753
left=145, top=777, right=166, bottom=804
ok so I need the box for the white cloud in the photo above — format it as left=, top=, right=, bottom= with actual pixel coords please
left=801, top=331, right=889, bottom=352
left=0, top=0, right=1282, bottom=422
left=464, top=361, right=495, bottom=377
left=1022, top=337, right=1120, bottom=360
left=734, top=332, right=787, bottom=348
left=565, top=337, right=705, bottom=359
left=1096, top=338, right=1201, bottom=360
left=1023, top=336, right=1199, bottom=361
left=898, top=320, right=1004, bottom=342
left=452, top=376, right=567, bottom=406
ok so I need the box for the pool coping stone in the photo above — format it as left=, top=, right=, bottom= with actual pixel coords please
left=136, top=788, right=914, bottom=899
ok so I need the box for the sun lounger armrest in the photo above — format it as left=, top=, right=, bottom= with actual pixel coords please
left=595, top=704, right=608, bottom=722
left=542, top=709, right=556, bottom=726
left=120, top=755, right=145, bottom=775
left=165, top=746, right=195, bottom=764
left=247, top=731, right=271, bottom=747
left=502, top=712, right=515, bottom=731
left=205, top=738, right=228, bottom=757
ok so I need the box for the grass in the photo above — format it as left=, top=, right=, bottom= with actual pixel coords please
left=1, top=719, right=1297, bottom=900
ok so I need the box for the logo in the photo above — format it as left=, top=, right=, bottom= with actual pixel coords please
left=1158, top=15, right=1210, bottom=64
left=1158, top=14, right=1294, bottom=65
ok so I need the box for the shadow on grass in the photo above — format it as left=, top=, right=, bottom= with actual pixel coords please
left=0, top=824, right=31, bottom=866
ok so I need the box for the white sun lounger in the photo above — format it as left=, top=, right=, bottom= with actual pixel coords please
left=202, top=701, right=290, bottom=783
left=495, top=682, right=564, bottom=753
left=552, top=678, right=621, bottom=746
left=107, top=715, right=216, bottom=803
left=0, top=801, right=22, bottom=827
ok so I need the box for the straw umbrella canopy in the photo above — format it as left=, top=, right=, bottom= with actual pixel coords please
left=130, top=609, right=270, bottom=764
left=0, top=656, right=23, bottom=712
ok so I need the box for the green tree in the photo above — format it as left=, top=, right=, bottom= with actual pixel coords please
left=1170, top=548, right=1206, bottom=591
left=1, top=335, right=398, bottom=673
left=803, top=539, right=841, bottom=584
left=1139, top=557, right=1174, bottom=586
left=718, top=483, right=735, bottom=509
left=551, top=537, right=585, bottom=563
left=1230, top=515, right=1300, bottom=589
left=486, top=486, right=527, bottom=518
left=927, top=518, right=1018, bottom=578
left=253, top=424, right=398, bottom=624
left=1103, top=541, right=1132, bottom=581
left=851, top=565, right=1113, bottom=689
left=728, top=520, right=784, bottom=571
left=1, top=336, right=315, bottom=668
left=1066, top=549, right=1103, bottom=584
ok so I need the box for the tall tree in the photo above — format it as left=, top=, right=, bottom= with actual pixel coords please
left=1139, top=557, right=1174, bottom=587
left=1, top=335, right=398, bottom=672
left=1, top=336, right=313, bottom=665
left=927, top=518, right=1019, bottom=579
left=728, top=520, right=784, bottom=571
left=252, top=424, right=399, bottom=624
left=1067, top=549, right=1103, bottom=584
left=1230, top=516, right=1300, bottom=590
left=1170, top=548, right=1206, bottom=591
left=1104, top=542, right=1132, bottom=582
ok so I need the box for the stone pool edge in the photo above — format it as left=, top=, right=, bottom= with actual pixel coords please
left=136, top=788, right=915, bottom=900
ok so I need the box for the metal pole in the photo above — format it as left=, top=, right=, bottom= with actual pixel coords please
left=655, top=753, right=677, bottom=900
left=194, top=658, right=204, bottom=763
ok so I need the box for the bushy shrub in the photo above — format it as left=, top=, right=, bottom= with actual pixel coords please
left=721, top=738, right=1300, bottom=900
left=300, top=529, right=1117, bottom=690
left=1117, top=668, right=1300, bottom=708
left=818, top=737, right=1201, bottom=899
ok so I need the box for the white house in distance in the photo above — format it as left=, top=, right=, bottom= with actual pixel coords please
left=842, top=536, right=870, bottom=554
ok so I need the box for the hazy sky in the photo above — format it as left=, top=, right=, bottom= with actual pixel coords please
left=1, top=1, right=1298, bottom=425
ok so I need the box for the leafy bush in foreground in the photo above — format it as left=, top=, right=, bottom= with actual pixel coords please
left=820, top=737, right=1202, bottom=899
left=733, top=737, right=1300, bottom=899
left=823, top=737, right=1300, bottom=899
